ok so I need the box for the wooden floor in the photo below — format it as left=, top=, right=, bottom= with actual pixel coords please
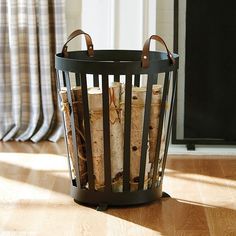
left=0, top=140, right=236, bottom=236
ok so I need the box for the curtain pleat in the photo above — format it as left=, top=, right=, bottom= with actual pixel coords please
left=30, top=0, right=54, bottom=142
left=3, top=0, right=22, bottom=141
left=0, top=0, right=66, bottom=142
left=0, top=2, right=9, bottom=139
left=48, top=0, right=66, bottom=142
left=16, top=0, right=41, bottom=141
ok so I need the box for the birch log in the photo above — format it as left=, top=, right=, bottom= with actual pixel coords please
left=121, top=86, right=151, bottom=191
left=149, top=85, right=163, bottom=163
left=60, top=87, right=87, bottom=186
left=110, top=82, right=123, bottom=192
left=88, top=87, right=104, bottom=190
left=148, top=85, right=166, bottom=186
left=156, top=102, right=168, bottom=180
left=88, top=84, right=124, bottom=191
left=60, top=90, right=76, bottom=178
left=71, top=87, right=87, bottom=186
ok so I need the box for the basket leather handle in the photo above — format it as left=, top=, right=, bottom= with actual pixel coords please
left=141, top=35, right=175, bottom=68
left=62, top=29, right=94, bottom=57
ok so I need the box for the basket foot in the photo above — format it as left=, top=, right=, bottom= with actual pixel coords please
left=186, top=143, right=195, bottom=151
left=96, top=203, right=108, bottom=211
left=162, top=192, right=171, bottom=198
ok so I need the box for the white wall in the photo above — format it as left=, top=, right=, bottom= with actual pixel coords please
left=65, top=0, right=82, bottom=50
left=65, top=0, right=174, bottom=52
left=156, top=0, right=173, bottom=51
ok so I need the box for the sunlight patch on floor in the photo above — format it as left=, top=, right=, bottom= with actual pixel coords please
left=0, top=152, right=68, bottom=171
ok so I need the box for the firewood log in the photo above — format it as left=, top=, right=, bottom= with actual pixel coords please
left=149, top=85, right=162, bottom=163
left=60, top=90, right=76, bottom=178
left=88, top=87, right=104, bottom=190
left=60, top=87, right=87, bottom=187
left=71, top=87, right=87, bottom=186
left=88, top=83, right=124, bottom=191
left=121, top=86, right=151, bottom=191
left=148, top=85, right=166, bottom=186
left=110, top=82, right=123, bottom=192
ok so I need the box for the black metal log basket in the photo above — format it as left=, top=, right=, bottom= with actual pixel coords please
left=55, top=29, right=179, bottom=210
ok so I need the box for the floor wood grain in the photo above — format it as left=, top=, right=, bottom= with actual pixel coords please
left=0, top=140, right=236, bottom=235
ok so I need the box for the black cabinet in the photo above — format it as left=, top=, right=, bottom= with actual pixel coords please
left=172, top=0, right=236, bottom=146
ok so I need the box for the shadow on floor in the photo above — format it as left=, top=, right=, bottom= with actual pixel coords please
left=0, top=160, right=71, bottom=195
left=105, top=197, right=236, bottom=235
left=167, top=156, right=236, bottom=181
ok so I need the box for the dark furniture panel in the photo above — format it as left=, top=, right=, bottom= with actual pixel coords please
left=173, top=0, right=236, bottom=145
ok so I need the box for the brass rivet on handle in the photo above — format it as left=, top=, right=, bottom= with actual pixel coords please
left=143, top=56, right=147, bottom=59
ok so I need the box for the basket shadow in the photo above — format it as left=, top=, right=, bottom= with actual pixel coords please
left=167, top=156, right=236, bottom=182
left=105, top=197, right=236, bottom=235
left=0, top=160, right=71, bottom=195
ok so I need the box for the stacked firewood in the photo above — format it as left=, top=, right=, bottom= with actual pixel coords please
left=60, top=82, right=165, bottom=191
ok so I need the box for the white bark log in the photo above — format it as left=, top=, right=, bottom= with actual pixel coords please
left=60, top=87, right=87, bottom=186
left=110, top=82, right=123, bottom=192
left=88, top=83, right=124, bottom=191
left=71, top=87, right=87, bottom=186
left=121, top=86, right=150, bottom=191
left=148, top=85, right=166, bottom=186
left=88, top=87, right=104, bottom=190
left=60, top=89, right=76, bottom=178
left=149, top=85, right=163, bottom=163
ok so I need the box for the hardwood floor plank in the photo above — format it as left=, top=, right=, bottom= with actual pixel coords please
left=165, top=158, right=210, bottom=235
left=219, top=159, right=236, bottom=203
left=175, top=230, right=210, bottom=236
left=193, top=158, right=236, bottom=236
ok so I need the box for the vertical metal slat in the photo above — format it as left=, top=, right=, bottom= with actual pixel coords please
left=64, top=71, right=81, bottom=188
left=57, top=71, right=74, bottom=184
left=93, top=74, right=99, bottom=87
left=160, top=73, right=177, bottom=182
left=75, top=73, right=81, bottom=86
left=151, top=72, right=170, bottom=188
left=62, top=72, right=66, bottom=86
left=138, top=74, right=154, bottom=190
left=102, top=74, right=112, bottom=192
left=114, top=74, right=120, bottom=82
left=134, top=74, right=140, bottom=87
left=123, top=74, right=132, bottom=192
left=80, top=74, right=95, bottom=190
left=153, top=74, right=158, bottom=85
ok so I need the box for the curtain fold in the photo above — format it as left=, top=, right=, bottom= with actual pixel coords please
left=16, top=0, right=41, bottom=142
left=0, top=0, right=66, bottom=142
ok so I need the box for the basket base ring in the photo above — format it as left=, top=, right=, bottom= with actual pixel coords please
left=71, top=185, right=167, bottom=210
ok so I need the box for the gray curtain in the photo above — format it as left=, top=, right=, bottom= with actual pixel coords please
left=0, top=0, right=66, bottom=142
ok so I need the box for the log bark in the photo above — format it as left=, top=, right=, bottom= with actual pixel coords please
left=71, top=87, right=87, bottom=186
left=60, top=89, right=76, bottom=178
left=60, top=87, right=87, bottom=187
left=121, top=86, right=151, bottom=191
left=88, top=87, right=104, bottom=190
left=148, top=85, right=166, bottom=186
left=110, top=82, right=123, bottom=192
left=88, top=84, right=124, bottom=191
left=149, top=85, right=163, bottom=163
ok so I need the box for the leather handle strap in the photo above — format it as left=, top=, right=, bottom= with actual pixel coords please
left=141, top=35, right=175, bottom=68
left=62, top=29, right=94, bottom=57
